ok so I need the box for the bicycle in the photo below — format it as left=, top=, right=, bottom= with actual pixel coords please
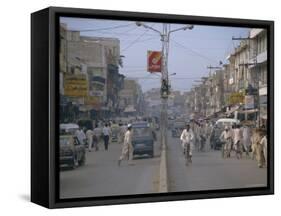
left=221, top=138, right=231, bottom=158
left=235, top=141, right=243, bottom=159
left=183, top=142, right=192, bottom=166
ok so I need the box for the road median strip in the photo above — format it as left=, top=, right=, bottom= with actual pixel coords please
left=158, top=143, right=168, bottom=192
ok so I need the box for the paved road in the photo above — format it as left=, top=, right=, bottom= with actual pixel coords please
left=60, top=133, right=161, bottom=199
left=166, top=131, right=267, bottom=192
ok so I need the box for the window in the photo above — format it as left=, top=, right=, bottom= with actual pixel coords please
left=257, top=33, right=267, bottom=54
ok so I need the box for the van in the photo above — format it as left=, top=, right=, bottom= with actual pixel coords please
left=215, top=118, right=240, bottom=129
left=210, top=118, right=240, bottom=150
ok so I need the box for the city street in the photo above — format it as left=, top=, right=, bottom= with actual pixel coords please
left=60, top=135, right=161, bottom=198
left=166, top=131, right=267, bottom=192
left=59, top=19, right=269, bottom=198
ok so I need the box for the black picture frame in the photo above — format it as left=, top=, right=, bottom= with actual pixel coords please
left=31, top=6, right=274, bottom=209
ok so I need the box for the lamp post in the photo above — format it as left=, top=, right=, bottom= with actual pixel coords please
left=136, top=22, right=193, bottom=149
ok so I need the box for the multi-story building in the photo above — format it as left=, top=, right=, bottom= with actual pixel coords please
left=119, top=79, right=144, bottom=116
left=59, top=23, right=124, bottom=121
left=224, top=40, right=250, bottom=116
left=232, top=40, right=250, bottom=92
left=183, top=28, right=267, bottom=126
left=59, top=23, right=67, bottom=95
left=248, top=29, right=268, bottom=126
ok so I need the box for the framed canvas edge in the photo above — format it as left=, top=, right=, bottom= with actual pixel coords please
left=39, top=6, right=274, bottom=209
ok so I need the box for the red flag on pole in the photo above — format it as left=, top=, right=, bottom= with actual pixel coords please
left=147, top=51, right=162, bottom=72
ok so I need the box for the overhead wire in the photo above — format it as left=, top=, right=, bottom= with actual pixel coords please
left=77, top=23, right=134, bottom=32
left=121, top=24, right=158, bottom=52
left=125, top=76, right=202, bottom=80
left=171, top=39, right=220, bottom=64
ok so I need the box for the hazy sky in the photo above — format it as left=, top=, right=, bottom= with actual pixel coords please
left=60, top=17, right=250, bottom=92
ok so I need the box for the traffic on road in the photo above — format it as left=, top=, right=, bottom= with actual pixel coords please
left=59, top=17, right=268, bottom=199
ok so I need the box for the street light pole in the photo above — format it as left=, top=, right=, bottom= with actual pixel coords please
left=161, top=24, right=169, bottom=150
left=136, top=22, right=193, bottom=149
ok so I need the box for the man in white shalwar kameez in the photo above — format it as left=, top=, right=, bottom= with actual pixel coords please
left=242, top=125, right=251, bottom=156
left=118, top=124, right=134, bottom=166
left=86, top=128, right=94, bottom=152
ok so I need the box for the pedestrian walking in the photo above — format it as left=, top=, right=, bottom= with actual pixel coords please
left=111, top=121, right=120, bottom=143
left=233, top=124, right=243, bottom=159
left=118, top=124, right=134, bottom=166
left=260, top=131, right=267, bottom=167
left=204, top=122, right=212, bottom=151
left=190, top=120, right=199, bottom=151
left=86, top=128, right=94, bottom=152
left=119, top=123, right=127, bottom=144
left=180, top=124, right=194, bottom=165
left=251, top=128, right=265, bottom=168
left=220, top=126, right=232, bottom=158
left=93, top=124, right=100, bottom=151
left=102, top=123, right=111, bottom=151
left=198, top=124, right=206, bottom=151
left=242, top=125, right=251, bottom=157
left=75, top=127, right=86, bottom=145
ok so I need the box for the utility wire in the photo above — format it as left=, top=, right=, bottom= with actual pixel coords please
left=171, top=39, right=219, bottom=64
left=121, top=24, right=156, bottom=52
left=126, top=76, right=202, bottom=80
left=77, top=23, right=134, bottom=32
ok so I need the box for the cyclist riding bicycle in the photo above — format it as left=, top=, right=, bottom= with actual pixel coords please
left=180, top=123, right=194, bottom=165
left=220, top=126, right=232, bottom=158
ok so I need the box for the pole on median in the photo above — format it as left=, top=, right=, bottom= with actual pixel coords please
left=136, top=22, right=194, bottom=150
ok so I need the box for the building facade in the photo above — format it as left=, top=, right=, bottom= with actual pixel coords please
left=59, top=23, right=125, bottom=122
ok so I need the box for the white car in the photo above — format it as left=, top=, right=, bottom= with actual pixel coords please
left=215, top=118, right=240, bottom=129
left=60, top=123, right=79, bottom=135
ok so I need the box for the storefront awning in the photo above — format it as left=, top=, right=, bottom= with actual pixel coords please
left=124, top=105, right=136, bottom=113
left=225, top=105, right=240, bottom=115
left=238, top=108, right=258, bottom=114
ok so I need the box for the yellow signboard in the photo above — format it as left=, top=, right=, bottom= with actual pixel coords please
left=64, top=74, right=88, bottom=97
left=85, top=96, right=101, bottom=109
left=227, top=92, right=244, bottom=105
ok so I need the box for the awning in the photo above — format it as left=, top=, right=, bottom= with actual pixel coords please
left=238, top=108, right=258, bottom=114
left=225, top=105, right=240, bottom=115
left=79, top=105, right=92, bottom=112
left=91, top=76, right=106, bottom=84
left=124, top=105, right=136, bottom=113
left=101, top=106, right=110, bottom=111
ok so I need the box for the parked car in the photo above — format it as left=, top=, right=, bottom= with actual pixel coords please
left=171, top=120, right=185, bottom=137
left=60, top=123, right=79, bottom=135
left=77, top=119, right=93, bottom=130
left=168, top=116, right=175, bottom=130
left=132, top=122, right=154, bottom=158
left=60, top=135, right=86, bottom=169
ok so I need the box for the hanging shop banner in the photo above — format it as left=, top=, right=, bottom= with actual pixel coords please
left=85, top=96, right=102, bottom=109
left=64, top=74, right=88, bottom=97
left=147, top=51, right=162, bottom=72
left=244, top=95, right=255, bottom=109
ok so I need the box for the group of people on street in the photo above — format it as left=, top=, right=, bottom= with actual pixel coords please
left=74, top=118, right=268, bottom=169
left=74, top=120, right=127, bottom=152
left=186, top=120, right=212, bottom=152
left=179, top=120, right=267, bottom=168
left=73, top=120, right=136, bottom=167
left=219, top=124, right=267, bottom=168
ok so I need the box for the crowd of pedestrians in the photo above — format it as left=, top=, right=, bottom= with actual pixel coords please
left=179, top=119, right=267, bottom=168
